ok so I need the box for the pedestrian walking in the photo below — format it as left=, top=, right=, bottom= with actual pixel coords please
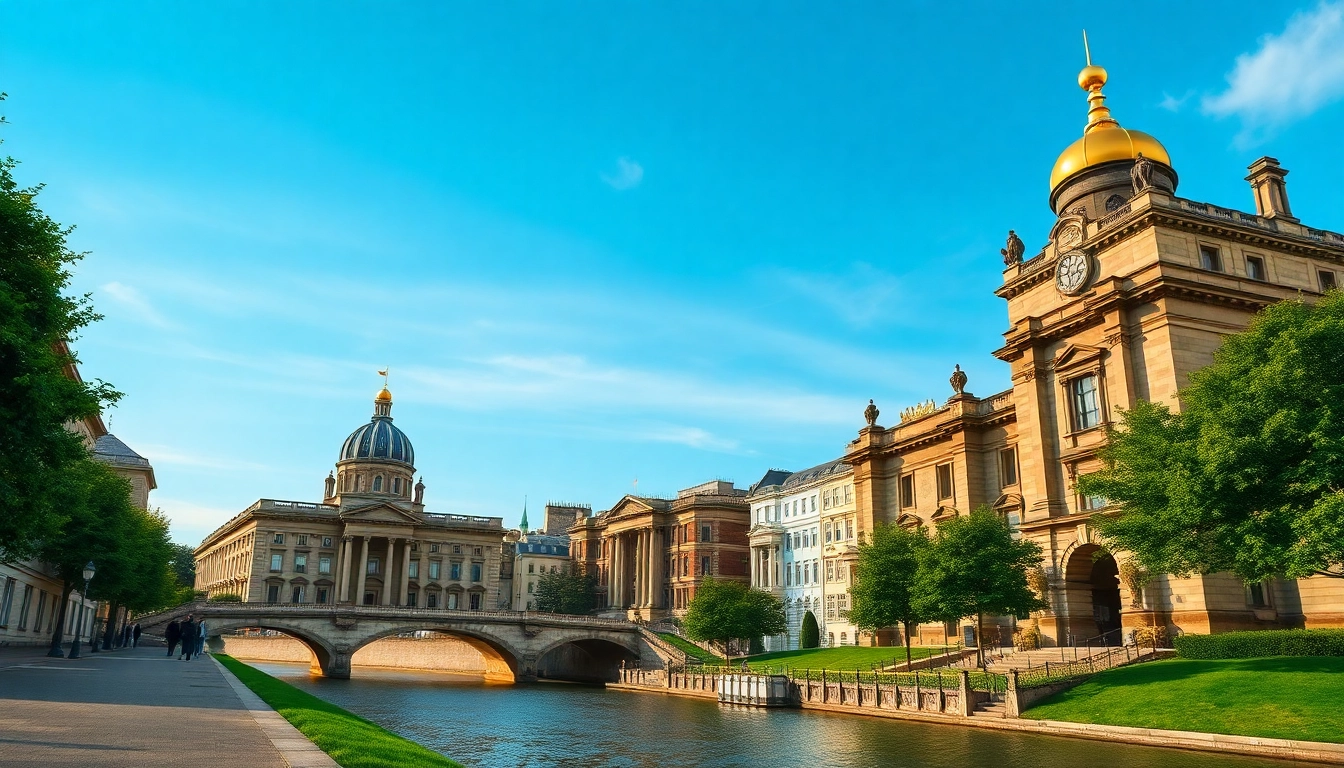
left=166, top=620, right=181, bottom=657
left=122, top=622, right=132, bottom=648
left=179, top=615, right=196, bottom=660
left=132, top=623, right=142, bottom=648
left=195, top=619, right=207, bottom=658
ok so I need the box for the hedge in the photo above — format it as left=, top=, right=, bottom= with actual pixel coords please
left=1174, top=629, right=1344, bottom=659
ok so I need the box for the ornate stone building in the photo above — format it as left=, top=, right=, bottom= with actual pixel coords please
left=848, top=56, right=1344, bottom=647
left=569, top=480, right=750, bottom=620
left=194, top=386, right=507, bottom=610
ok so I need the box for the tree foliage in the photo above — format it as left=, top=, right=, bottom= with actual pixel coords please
left=683, top=577, right=786, bottom=655
left=799, top=610, right=820, bottom=649
left=533, top=568, right=598, bottom=615
left=915, top=507, right=1046, bottom=665
left=168, top=542, right=197, bottom=589
left=1080, top=292, right=1344, bottom=581
left=0, top=139, right=120, bottom=559
left=847, top=523, right=930, bottom=662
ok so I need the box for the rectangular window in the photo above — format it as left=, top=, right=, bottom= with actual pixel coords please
left=273, top=533, right=285, bottom=545
left=811, top=496, right=817, bottom=512
left=700, top=524, right=712, bottom=543
left=1245, top=255, right=1266, bottom=281
left=471, top=563, right=482, bottom=582
left=701, top=556, right=711, bottom=575
left=999, top=447, right=1019, bottom=488
left=33, top=590, right=46, bottom=633
left=316, top=587, right=329, bottom=604
left=1069, top=375, right=1102, bottom=431
left=1199, top=244, right=1223, bottom=272
left=267, top=584, right=281, bottom=603
left=406, top=592, right=416, bottom=607
left=470, top=593, right=482, bottom=610
left=1247, top=581, right=1269, bottom=608
left=18, top=583, right=33, bottom=629
left=474, top=547, right=483, bottom=556
left=899, top=473, right=915, bottom=508
left=811, top=528, right=818, bottom=547
left=270, top=553, right=283, bottom=572
left=427, top=593, right=439, bottom=609
left=290, top=586, right=304, bottom=603
left=294, top=554, right=307, bottom=573
left=826, top=561, right=835, bottom=582
left=528, top=563, right=535, bottom=574
left=795, top=563, right=802, bottom=584
left=322, top=536, right=333, bottom=548
left=430, top=543, right=440, bottom=553
left=297, top=534, right=308, bottom=546
left=844, top=484, right=853, bottom=504
left=318, top=556, right=332, bottom=574
left=936, top=463, right=954, bottom=501
left=408, top=561, right=419, bottom=578
left=368, top=557, right=380, bottom=575
left=1080, top=486, right=1108, bottom=511
left=452, top=544, right=461, bottom=554
left=429, top=561, right=441, bottom=580
left=0, top=578, right=13, bottom=627
left=1321, top=270, right=1338, bottom=292
left=845, top=520, right=853, bottom=540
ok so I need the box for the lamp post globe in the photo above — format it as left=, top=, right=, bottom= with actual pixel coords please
left=68, top=561, right=96, bottom=659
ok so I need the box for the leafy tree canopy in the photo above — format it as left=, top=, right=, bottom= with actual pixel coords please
left=683, top=577, right=786, bottom=654
left=847, top=523, right=930, bottom=661
left=168, top=542, right=197, bottom=588
left=533, top=568, right=598, bottom=615
left=0, top=123, right=120, bottom=559
left=1081, top=292, right=1344, bottom=582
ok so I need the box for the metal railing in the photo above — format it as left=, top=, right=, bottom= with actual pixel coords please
left=134, top=601, right=638, bottom=630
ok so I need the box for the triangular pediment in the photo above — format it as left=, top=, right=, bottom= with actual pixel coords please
left=1053, top=343, right=1105, bottom=373
left=605, top=496, right=657, bottom=520
left=339, top=502, right=420, bottom=524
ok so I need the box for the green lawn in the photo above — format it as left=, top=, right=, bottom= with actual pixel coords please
left=216, top=655, right=463, bottom=768
left=696, top=644, right=952, bottom=672
left=657, top=632, right=725, bottom=664
left=1026, top=656, right=1344, bottom=744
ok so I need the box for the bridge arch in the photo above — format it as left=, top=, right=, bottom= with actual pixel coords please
left=533, top=633, right=640, bottom=683
left=348, top=624, right=524, bottom=683
left=206, top=619, right=340, bottom=678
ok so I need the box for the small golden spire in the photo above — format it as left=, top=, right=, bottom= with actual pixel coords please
left=375, top=368, right=392, bottom=403
left=1078, top=30, right=1117, bottom=133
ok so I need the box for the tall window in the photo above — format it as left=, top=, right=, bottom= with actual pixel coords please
left=427, top=593, right=439, bottom=609
left=999, top=447, right=1018, bottom=488
left=368, top=557, right=380, bottom=575
left=270, top=553, right=283, bottom=571
left=470, top=593, right=482, bottom=610
left=1069, top=375, right=1102, bottom=431
left=393, top=477, right=402, bottom=494
left=471, top=563, right=482, bottom=582
left=700, top=524, right=712, bottom=542
left=317, top=587, right=329, bottom=604
left=899, top=473, right=915, bottom=508
left=701, top=556, right=711, bottom=575
left=450, top=563, right=461, bottom=580
left=1246, top=255, right=1266, bottom=281
left=267, top=585, right=281, bottom=603
left=408, top=561, right=419, bottom=578
left=297, top=534, right=308, bottom=546
left=936, top=463, right=954, bottom=501
left=0, top=578, right=14, bottom=627
left=429, top=561, right=441, bottom=580
left=294, top=554, right=307, bottom=573
left=372, top=475, right=383, bottom=492
left=318, top=556, right=332, bottom=574
left=1199, top=244, right=1223, bottom=272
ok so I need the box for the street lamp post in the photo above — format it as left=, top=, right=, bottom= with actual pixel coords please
left=67, top=561, right=96, bottom=660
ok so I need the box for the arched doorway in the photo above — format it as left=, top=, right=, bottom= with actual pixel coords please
left=1063, top=544, right=1122, bottom=645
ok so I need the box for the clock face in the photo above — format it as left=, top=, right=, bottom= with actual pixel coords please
left=1056, top=251, right=1090, bottom=294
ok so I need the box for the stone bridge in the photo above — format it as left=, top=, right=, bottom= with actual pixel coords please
left=137, top=603, right=669, bottom=682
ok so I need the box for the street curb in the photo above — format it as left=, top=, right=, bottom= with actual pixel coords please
left=212, top=656, right=341, bottom=768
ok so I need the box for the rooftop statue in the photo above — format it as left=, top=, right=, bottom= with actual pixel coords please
left=1001, top=230, right=1024, bottom=266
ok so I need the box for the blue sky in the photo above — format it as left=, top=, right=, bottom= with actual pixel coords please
left=3, top=2, right=1342, bottom=544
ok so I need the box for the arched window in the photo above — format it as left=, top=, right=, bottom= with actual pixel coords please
left=373, top=475, right=383, bottom=492
left=393, top=477, right=402, bottom=494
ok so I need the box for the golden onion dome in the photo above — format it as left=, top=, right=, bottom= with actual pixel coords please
left=1049, top=57, right=1172, bottom=191
left=375, top=387, right=393, bottom=403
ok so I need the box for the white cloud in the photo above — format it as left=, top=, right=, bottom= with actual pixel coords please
left=1202, top=1, right=1344, bottom=144
left=1159, top=90, right=1194, bottom=112
left=601, top=156, right=644, bottom=190
left=154, top=496, right=243, bottom=545
left=99, top=281, right=173, bottom=328
left=137, top=444, right=275, bottom=473
left=769, top=262, right=903, bottom=328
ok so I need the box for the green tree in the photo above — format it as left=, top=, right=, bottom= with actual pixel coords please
left=846, top=523, right=931, bottom=663
left=0, top=125, right=120, bottom=560
left=799, top=610, right=820, bottom=649
left=915, top=507, right=1046, bottom=666
left=683, top=577, right=786, bottom=659
left=168, top=542, right=197, bottom=589
left=1080, top=293, right=1344, bottom=582
left=533, top=568, right=598, bottom=615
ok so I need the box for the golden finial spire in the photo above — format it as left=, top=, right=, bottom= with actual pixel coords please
left=375, top=368, right=392, bottom=403
left=1078, top=30, right=1117, bottom=133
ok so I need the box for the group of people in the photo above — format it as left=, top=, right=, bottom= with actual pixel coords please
left=119, top=622, right=142, bottom=648
left=165, top=614, right=208, bottom=660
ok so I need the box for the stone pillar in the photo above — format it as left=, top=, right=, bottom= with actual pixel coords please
left=337, top=536, right=353, bottom=603
left=356, top=536, right=370, bottom=606
left=400, top=539, right=413, bottom=607
left=613, top=533, right=624, bottom=608
left=381, top=538, right=395, bottom=606
left=650, top=527, right=661, bottom=609
left=635, top=530, right=646, bottom=608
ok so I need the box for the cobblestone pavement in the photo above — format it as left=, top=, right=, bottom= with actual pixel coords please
left=0, top=644, right=290, bottom=767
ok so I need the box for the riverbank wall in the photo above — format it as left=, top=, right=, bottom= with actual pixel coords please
left=223, top=634, right=490, bottom=675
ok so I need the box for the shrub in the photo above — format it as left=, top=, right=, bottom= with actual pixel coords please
left=1014, top=623, right=1042, bottom=650
left=1132, top=625, right=1168, bottom=647
left=1174, top=629, right=1344, bottom=659
left=208, top=593, right=243, bottom=602
left=800, top=611, right=820, bottom=649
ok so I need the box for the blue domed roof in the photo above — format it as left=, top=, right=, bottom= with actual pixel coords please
left=340, top=416, right=415, bottom=467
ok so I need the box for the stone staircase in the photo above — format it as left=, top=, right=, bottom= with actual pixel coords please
left=985, top=645, right=1118, bottom=673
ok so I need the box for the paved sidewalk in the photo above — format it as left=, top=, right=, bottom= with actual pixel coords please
left=0, top=644, right=315, bottom=767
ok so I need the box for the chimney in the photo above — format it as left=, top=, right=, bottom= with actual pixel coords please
left=1245, top=157, right=1298, bottom=222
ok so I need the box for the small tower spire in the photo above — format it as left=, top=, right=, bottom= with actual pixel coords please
left=1078, top=31, right=1118, bottom=133
left=374, top=369, right=393, bottom=417
left=520, top=496, right=529, bottom=534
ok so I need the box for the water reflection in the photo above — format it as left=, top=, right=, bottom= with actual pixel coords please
left=252, top=662, right=1303, bottom=768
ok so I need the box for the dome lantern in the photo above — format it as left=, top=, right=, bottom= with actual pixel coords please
left=337, top=385, right=416, bottom=469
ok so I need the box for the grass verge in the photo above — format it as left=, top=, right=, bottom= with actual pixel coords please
left=657, top=632, right=724, bottom=664
left=216, top=654, right=462, bottom=768
left=687, top=644, right=954, bottom=672
left=1025, top=656, right=1344, bottom=744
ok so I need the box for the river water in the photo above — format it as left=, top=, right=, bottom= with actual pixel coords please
left=253, top=662, right=1301, bottom=768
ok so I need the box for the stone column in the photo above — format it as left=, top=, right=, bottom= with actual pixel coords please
left=400, top=539, right=413, bottom=607
left=635, top=530, right=645, bottom=608
left=650, top=527, right=661, bottom=609
left=356, top=536, right=370, bottom=606
left=381, top=538, right=395, bottom=606
left=416, top=548, right=426, bottom=607
left=337, top=536, right=353, bottom=602
left=613, top=533, right=623, bottom=608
